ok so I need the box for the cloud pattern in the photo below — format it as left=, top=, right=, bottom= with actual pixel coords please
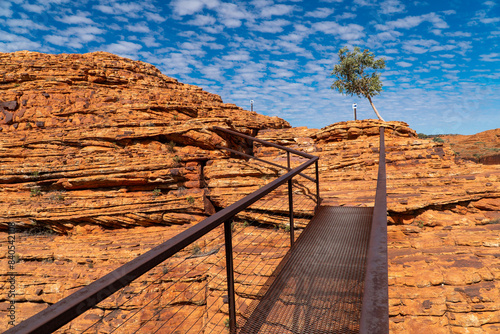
left=0, top=0, right=499, bottom=134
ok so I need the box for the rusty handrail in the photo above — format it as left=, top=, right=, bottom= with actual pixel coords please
left=359, top=126, right=389, bottom=333
left=6, top=127, right=320, bottom=334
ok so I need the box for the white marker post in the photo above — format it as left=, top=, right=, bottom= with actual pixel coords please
left=352, top=103, right=357, bottom=120
left=250, top=100, right=254, bottom=112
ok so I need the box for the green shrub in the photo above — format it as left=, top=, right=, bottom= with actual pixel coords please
left=30, top=187, right=42, bottom=197
left=417, top=133, right=429, bottom=139
left=167, top=141, right=176, bottom=153
left=432, top=137, right=444, bottom=143
left=186, top=196, right=195, bottom=205
left=152, top=188, right=162, bottom=197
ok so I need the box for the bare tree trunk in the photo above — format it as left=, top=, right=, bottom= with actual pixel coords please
left=367, top=95, right=385, bottom=121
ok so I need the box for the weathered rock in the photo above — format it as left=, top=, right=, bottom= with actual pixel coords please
left=1, top=52, right=499, bottom=334
left=254, top=119, right=500, bottom=334
left=441, top=129, right=500, bottom=164
left=0, top=51, right=289, bottom=233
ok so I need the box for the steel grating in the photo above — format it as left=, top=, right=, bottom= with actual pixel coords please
left=238, top=206, right=373, bottom=334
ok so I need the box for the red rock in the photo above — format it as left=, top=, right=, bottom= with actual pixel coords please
left=1, top=51, right=500, bottom=334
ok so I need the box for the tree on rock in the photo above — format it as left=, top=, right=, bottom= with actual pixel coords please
left=331, top=46, right=386, bottom=121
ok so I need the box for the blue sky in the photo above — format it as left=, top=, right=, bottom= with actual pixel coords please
left=0, top=0, right=499, bottom=135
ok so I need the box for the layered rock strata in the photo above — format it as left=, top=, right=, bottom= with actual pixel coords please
left=255, top=121, right=500, bottom=333
left=441, top=128, right=500, bottom=165
left=1, top=51, right=499, bottom=333
left=0, top=51, right=289, bottom=233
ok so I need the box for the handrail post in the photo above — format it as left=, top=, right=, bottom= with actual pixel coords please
left=359, top=127, right=388, bottom=333
left=287, top=152, right=294, bottom=246
left=288, top=178, right=294, bottom=247
left=224, top=219, right=237, bottom=333
left=315, top=160, right=320, bottom=213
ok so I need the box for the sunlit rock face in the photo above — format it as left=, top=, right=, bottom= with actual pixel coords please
left=0, top=50, right=290, bottom=233
left=1, top=52, right=499, bottom=333
left=258, top=119, right=500, bottom=333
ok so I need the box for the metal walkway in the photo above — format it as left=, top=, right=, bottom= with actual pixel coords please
left=239, top=206, right=373, bottom=334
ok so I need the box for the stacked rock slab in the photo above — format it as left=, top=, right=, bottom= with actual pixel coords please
left=1, top=52, right=499, bottom=333
left=256, top=120, right=500, bottom=333
left=0, top=51, right=289, bottom=233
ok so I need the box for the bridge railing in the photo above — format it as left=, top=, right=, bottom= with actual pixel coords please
left=6, top=126, right=320, bottom=334
left=360, top=127, right=389, bottom=333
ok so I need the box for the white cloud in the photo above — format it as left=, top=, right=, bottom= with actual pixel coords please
left=93, top=2, right=155, bottom=19
left=374, top=30, right=402, bottom=41
left=259, top=4, right=296, bottom=18
left=354, top=0, right=376, bottom=6
left=145, top=12, right=167, bottom=23
left=376, top=12, right=448, bottom=31
left=45, top=35, right=70, bottom=46
left=402, top=39, right=439, bottom=54
left=126, top=22, right=150, bottom=33
left=159, top=52, right=202, bottom=76
left=44, top=25, right=105, bottom=49
left=6, top=19, right=49, bottom=31
left=187, top=14, right=217, bottom=26
left=216, top=2, right=248, bottom=28
left=276, top=40, right=313, bottom=58
left=142, top=36, right=160, bottom=47
left=251, top=0, right=273, bottom=8
left=469, top=10, right=500, bottom=25
left=250, top=19, right=291, bottom=33
left=379, top=0, right=405, bottom=15
left=314, top=21, right=365, bottom=41
left=21, top=3, right=45, bottom=13
left=305, top=7, right=334, bottom=18
left=103, top=41, right=143, bottom=58
left=446, top=31, right=471, bottom=37
left=56, top=12, right=95, bottom=25
left=270, top=67, right=294, bottom=78
left=480, top=53, right=500, bottom=62
left=222, top=51, right=251, bottom=61
left=0, top=1, right=13, bottom=17
left=0, top=30, right=41, bottom=52
left=481, top=17, right=500, bottom=24
left=336, top=12, right=356, bottom=20
left=170, top=0, right=219, bottom=16
left=200, top=64, right=225, bottom=81
left=396, top=61, right=412, bottom=67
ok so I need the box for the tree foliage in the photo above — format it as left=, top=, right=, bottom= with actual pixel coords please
left=331, top=46, right=386, bottom=121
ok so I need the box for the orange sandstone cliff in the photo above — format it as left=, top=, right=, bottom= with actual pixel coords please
left=1, top=51, right=499, bottom=333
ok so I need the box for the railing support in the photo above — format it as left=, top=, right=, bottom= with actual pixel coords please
left=288, top=179, right=294, bottom=247
left=224, top=219, right=237, bottom=333
left=315, top=160, right=320, bottom=213
left=287, top=152, right=295, bottom=246
left=6, top=126, right=319, bottom=334
left=359, top=127, right=388, bottom=333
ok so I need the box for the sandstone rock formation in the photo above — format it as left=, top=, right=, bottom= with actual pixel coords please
left=0, top=51, right=289, bottom=234
left=441, top=129, right=500, bottom=165
left=256, top=120, right=500, bottom=333
left=1, top=51, right=499, bottom=333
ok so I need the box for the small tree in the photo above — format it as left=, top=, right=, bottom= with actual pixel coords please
left=331, top=46, right=386, bottom=121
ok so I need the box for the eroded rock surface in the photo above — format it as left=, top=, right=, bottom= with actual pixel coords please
left=255, top=120, right=500, bottom=333
left=441, top=129, right=500, bottom=165
left=0, top=51, right=289, bottom=233
left=1, top=52, right=499, bottom=333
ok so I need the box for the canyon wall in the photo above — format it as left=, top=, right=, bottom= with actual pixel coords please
left=1, top=52, right=499, bottom=333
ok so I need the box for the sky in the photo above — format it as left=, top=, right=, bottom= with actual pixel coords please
left=0, top=0, right=499, bottom=135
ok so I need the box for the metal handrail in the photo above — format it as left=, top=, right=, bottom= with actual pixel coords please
left=359, top=126, right=389, bottom=333
left=6, top=126, right=320, bottom=334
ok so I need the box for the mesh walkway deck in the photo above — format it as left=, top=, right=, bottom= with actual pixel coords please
left=239, top=206, right=373, bottom=334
